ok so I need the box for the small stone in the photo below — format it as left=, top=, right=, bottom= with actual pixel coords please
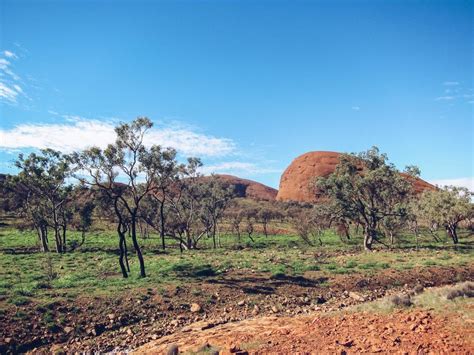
left=127, top=328, right=133, bottom=336
left=348, top=292, right=365, bottom=302
left=64, top=326, right=74, bottom=334
left=190, top=303, right=202, bottom=313
left=237, top=300, right=245, bottom=306
left=271, top=306, right=278, bottom=313
left=252, top=305, right=259, bottom=315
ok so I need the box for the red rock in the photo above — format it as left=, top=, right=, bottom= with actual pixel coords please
left=201, top=174, right=278, bottom=201
left=277, top=151, right=435, bottom=202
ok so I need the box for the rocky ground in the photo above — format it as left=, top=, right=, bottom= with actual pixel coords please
left=1, top=265, right=473, bottom=353
left=137, top=306, right=474, bottom=354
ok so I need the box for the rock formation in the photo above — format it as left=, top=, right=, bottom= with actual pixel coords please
left=202, top=174, right=278, bottom=201
left=276, top=151, right=435, bottom=202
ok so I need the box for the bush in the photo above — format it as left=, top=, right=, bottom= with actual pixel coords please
left=446, top=282, right=474, bottom=300
left=390, top=293, right=412, bottom=307
left=413, top=284, right=424, bottom=295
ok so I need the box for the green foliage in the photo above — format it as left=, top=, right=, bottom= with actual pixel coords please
left=0, top=227, right=473, bottom=309
left=317, top=146, right=413, bottom=250
left=415, top=186, right=473, bottom=244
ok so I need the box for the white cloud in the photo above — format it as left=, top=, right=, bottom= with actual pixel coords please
left=13, top=84, right=23, bottom=93
left=351, top=106, right=360, bottom=111
left=443, top=81, right=459, bottom=86
left=0, top=117, right=236, bottom=158
left=434, top=96, right=454, bottom=101
left=199, top=161, right=279, bottom=176
left=3, top=50, right=17, bottom=59
left=429, top=177, right=474, bottom=192
left=0, top=82, right=19, bottom=103
left=0, top=50, right=24, bottom=104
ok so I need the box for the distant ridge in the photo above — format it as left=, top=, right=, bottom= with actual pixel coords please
left=200, top=174, right=278, bottom=201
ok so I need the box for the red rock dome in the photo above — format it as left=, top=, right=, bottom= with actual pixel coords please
left=276, top=151, right=435, bottom=202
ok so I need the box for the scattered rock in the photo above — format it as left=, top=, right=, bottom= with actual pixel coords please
left=348, top=291, right=365, bottom=302
left=237, top=300, right=245, bottom=306
left=63, top=326, right=74, bottom=334
left=252, top=305, right=260, bottom=315
left=190, top=303, right=202, bottom=313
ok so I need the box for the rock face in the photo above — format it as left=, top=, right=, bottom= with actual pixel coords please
left=276, top=151, right=435, bottom=203
left=203, top=174, right=278, bottom=201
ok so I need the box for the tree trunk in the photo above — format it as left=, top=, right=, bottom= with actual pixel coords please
left=160, top=197, right=166, bottom=250
left=114, top=198, right=128, bottom=278
left=62, top=224, right=67, bottom=252
left=446, top=224, right=459, bottom=244
left=118, top=228, right=128, bottom=278
left=54, top=226, right=62, bottom=253
left=364, top=227, right=375, bottom=251
left=131, top=216, right=146, bottom=277
left=212, top=223, right=217, bottom=249
left=38, top=226, right=49, bottom=252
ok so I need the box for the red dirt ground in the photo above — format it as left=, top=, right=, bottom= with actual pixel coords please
left=136, top=306, right=474, bottom=354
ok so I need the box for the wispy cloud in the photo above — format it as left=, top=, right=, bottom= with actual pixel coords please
left=3, top=50, right=17, bottom=59
left=0, top=50, right=26, bottom=105
left=199, top=161, right=280, bottom=176
left=429, top=177, right=474, bottom=192
left=434, top=96, right=454, bottom=101
left=0, top=117, right=236, bottom=158
left=435, top=83, right=474, bottom=104
left=351, top=106, right=360, bottom=111
left=443, top=81, right=459, bottom=86
left=0, top=82, right=21, bottom=103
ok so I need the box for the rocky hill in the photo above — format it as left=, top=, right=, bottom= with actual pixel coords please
left=277, top=151, right=435, bottom=202
left=202, top=174, right=278, bottom=201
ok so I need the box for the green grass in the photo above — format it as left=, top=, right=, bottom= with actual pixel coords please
left=0, top=226, right=472, bottom=308
left=350, top=282, right=474, bottom=319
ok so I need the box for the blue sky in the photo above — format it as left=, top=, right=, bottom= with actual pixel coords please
left=0, top=0, right=473, bottom=189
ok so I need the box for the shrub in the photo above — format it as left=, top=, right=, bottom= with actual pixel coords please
left=446, top=282, right=474, bottom=300
left=390, top=293, right=412, bottom=307
left=413, top=284, right=424, bottom=295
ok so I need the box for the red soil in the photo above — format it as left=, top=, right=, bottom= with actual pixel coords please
left=136, top=307, right=474, bottom=354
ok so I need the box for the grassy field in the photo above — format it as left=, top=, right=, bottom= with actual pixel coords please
left=1, top=225, right=473, bottom=310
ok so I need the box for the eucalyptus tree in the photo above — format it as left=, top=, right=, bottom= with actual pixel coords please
left=198, top=175, right=236, bottom=248
left=148, top=146, right=181, bottom=250
left=11, top=149, right=73, bottom=253
left=69, top=186, right=96, bottom=249
left=317, top=147, right=412, bottom=250
left=165, top=158, right=207, bottom=250
left=257, top=202, right=283, bottom=238
left=415, top=186, right=473, bottom=244
left=72, top=117, right=169, bottom=278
